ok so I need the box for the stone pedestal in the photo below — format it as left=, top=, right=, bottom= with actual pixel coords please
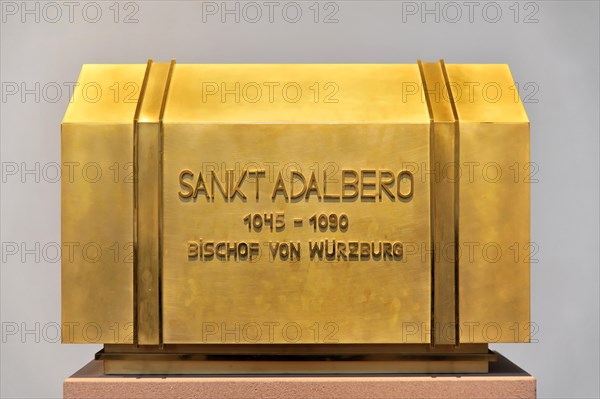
left=64, top=353, right=535, bottom=399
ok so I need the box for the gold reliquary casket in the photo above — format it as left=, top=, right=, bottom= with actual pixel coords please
left=61, top=60, right=530, bottom=374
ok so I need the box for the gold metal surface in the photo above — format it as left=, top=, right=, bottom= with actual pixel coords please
left=160, top=64, right=433, bottom=344
left=61, top=61, right=530, bottom=353
left=103, top=343, right=489, bottom=355
left=419, top=61, right=458, bottom=345
left=103, top=357, right=490, bottom=375
left=164, top=64, right=427, bottom=123
left=162, top=126, right=432, bottom=344
left=446, top=65, right=530, bottom=343
left=99, top=344, right=493, bottom=374
left=134, top=60, right=175, bottom=345
left=62, top=64, right=147, bottom=343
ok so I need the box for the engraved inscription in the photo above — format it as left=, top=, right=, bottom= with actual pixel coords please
left=178, top=168, right=414, bottom=202
left=178, top=166, right=415, bottom=262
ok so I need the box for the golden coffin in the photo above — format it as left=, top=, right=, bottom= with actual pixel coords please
left=61, top=61, right=530, bottom=373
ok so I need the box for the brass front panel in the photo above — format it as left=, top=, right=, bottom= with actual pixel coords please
left=162, top=123, right=432, bottom=344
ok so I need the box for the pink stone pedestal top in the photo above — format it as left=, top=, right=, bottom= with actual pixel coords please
left=64, top=353, right=535, bottom=399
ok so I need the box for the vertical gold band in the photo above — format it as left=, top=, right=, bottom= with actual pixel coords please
left=419, top=60, right=458, bottom=346
left=135, top=59, right=175, bottom=345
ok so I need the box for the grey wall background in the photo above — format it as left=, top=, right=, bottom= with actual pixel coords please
left=1, top=0, right=598, bottom=397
